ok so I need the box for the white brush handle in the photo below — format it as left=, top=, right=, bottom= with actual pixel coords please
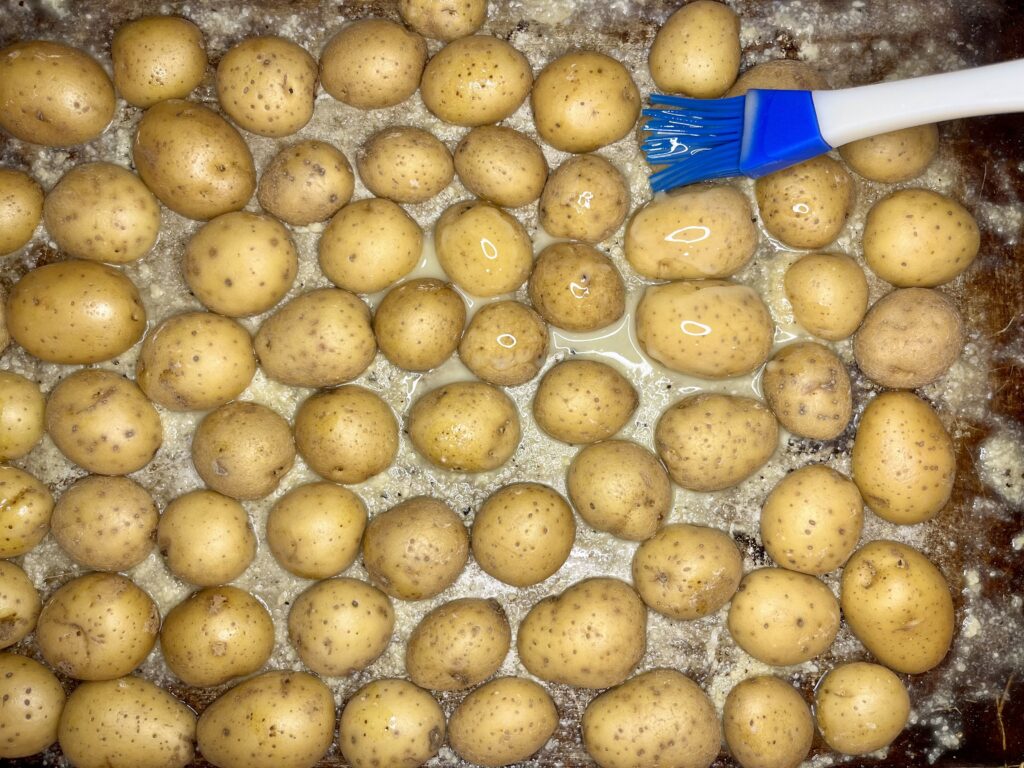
left=811, top=58, right=1024, bottom=147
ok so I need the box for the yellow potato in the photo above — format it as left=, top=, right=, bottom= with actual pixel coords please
left=649, top=0, right=740, bottom=98
left=0, top=466, right=52, bottom=558
left=458, top=300, right=549, bottom=386
left=157, top=490, right=256, bottom=586
left=399, top=0, right=488, bottom=40
left=533, top=359, right=637, bottom=445
left=0, top=370, right=44, bottom=461
left=755, top=156, right=853, bottom=249
left=0, top=287, right=8, bottom=353
left=257, top=140, right=354, bottom=226
left=0, top=654, right=64, bottom=758
left=320, top=19, right=427, bottom=109
left=724, top=676, right=814, bottom=768
left=784, top=253, right=868, bottom=340
left=726, top=59, right=829, bottom=96
left=840, top=124, right=939, bottom=183
left=454, top=126, right=548, bottom=208
left=374, top=278, right=465, bottom=371
left=528, top=242, right=625, bottom=332
left=435, top=199, right=533, bottom=297
left=358, top=126, right=454, bottom=204
left=339, top=679, right=445, bottom=768
left=0, top=168, right=43, bottom=255
left=0, top=561, right=40, bottom=649
left=814, top=662, right=911, bottom=755
left=539, top=154, right=629, bottom=243
left=762, top=341, right=852, bottom=440
left=112, top=16, right=207, bottom=108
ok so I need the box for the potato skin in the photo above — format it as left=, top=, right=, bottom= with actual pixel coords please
left=533, top=359, right=637, bottom=445
left=359, top=126, right=453, bottom=204
left=0, top=370, right=45, bottom=461
left=435, top=200, right=533, bottom=298
left=157, top=490, right=256, bottom=587
left=840, top=124, right=939, bottom=183
left=723, top=676, right=813, bottom=768
left=399, top=0, right=488, bottom=41
left=814, top=662, right=911, bottom=755
left=0, top=561, right=40, bottom=649
left=455, top=126, right=547, bottom=208
left=0, top=466, right=52, bottom=558
left=726, top=59, right=829, bottom=96
left=762, top=341, right=852, bottom=440
left=528, top=242, right=625, bottom=332
left=112, top=16, right=207, bottom=108
left=258, top=140, right=354, bottom=226
left=0, top=169, right=43, bottom=255
left=373, top=278, right=465, bottom=372
left=539, top=154, right=629, bottom=243
left=649, top=0, right=740, bottom=98
left=266, top=483, right=366, bottom=579
left=339, top=679, right=445, bottom=768
left=0, top=653, right=64, bottom=758
left=755, top=156, right=853, bottom=250
left=784, top=253, right=868, bottom=341
left=320, top=19, right=427, bottom=109
left=458, top=300, right=549, bottom=386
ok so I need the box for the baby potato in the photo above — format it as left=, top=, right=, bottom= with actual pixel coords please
left=160, top=586, right=274, bottom=687
left=0, top=288, right=8, bottom=352
left=854, top=287, right=964, bottom=389
left=0, top=168, right=43, bottom=255
left=363, top=496, right=469, bottom=600
left=454, top=126, right=547, bottom=208
left=184, top=211, right=298, bottom=317
left=399, top=0, right=488, bottom=40
left=255, top=288, right=376, bottom=387
left=649, top=0, right=740, bottom=98
left=814, top=662, right=911, bottom=755
left=43, top=162, right=161, bottom=264
left=539, top=155, right=629, bottom=243
left=7, top=260, right=146, bottom=364
left=157, top=490, right=256, bottom=586
left=197, top=671, right=335, bottom=768
left=320, top=19, right=427, bottom=109
left=528, top=242, right=625, bottom=332
left=133, top=99, right=255, bottom=220
left=0, top=561, right=40, bottom=649
left=784, top=253, right=868, bottom=340
left=435, top=199, right=533, bottom=297
left=724, top=675, right=814, bottom=768
left=294, top=385, right=398, bottom=484
left=409, top=381, right=520, bottom=472
left=631, top=523, right=742, bottom=620
left=192, top=401, right=295, bottom=499
left=533, top=359, right=637, bottom=445
left=755, top=156, right=853, bottom=249
left=288, top=577, right=394, bottom=676
left=0, top=467, right=52, bottom=558
left=51, top=475, right=158, bottom=572
left=46, top=369, right=162, bottom=476
left=863, top=188, right=980, bottom=287
left=471, top=482, right=575, bottom=587
left=258, top=140, right=354, bottom=226
left=37, top=572, right=159, bottom=680
left=0, top=40, right=114, bottom=147
left=851, top=391, right=955, bottom=524
left=636, top=280, right=774, bottom=379
left=459, top=300, right=549, bottom=386
left=517, top=578, right=646, bottom=689
left=726, top=59, right=829, bottom=96
left=762, top=341, right=852, bottom=440
left=840, top=124, right=939, bottom=183
left=583, top=669, right=720, bottom=768
left=567, top=440, right=671, bottom=541
left=266, top=482, right=366, bottom=579
left=359, top=126, right=454, bottom=204
left=0, top=371, right=44, bottom=460
left=112, top=16, right=207, bottom=108
left=727, top=568, right=840, bottom=666
left=406, top=597, right=510, bottom=690
left=339, top=679, right=445, bottom=768
left=532, top=51, right=641, bottom=152
left=761, top=465, right=863, bottom=575
left=0, top=654, right=64, bottom=758
left=374, top=278, right=466, bottom=371
left=448, top=677, right=558, bottom=767
left=625, top=184, right=758, bottom=280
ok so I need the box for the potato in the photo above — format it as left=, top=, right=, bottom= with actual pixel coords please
left=184, top=211, right=298, bottom=317
left=649, top=0, right=740, bottom=98
left=112, top=16, right=207, bottom=107
left=43, top=162, right=160, bottom=264
left=192, top=401, right=295, bottom=499
left=454, top=126, right=547, bottom=208
left=851, top=391, right=955, bottom=524
left=255, top=288, right=376, bottom=387
left=320, top=19, right=427, bottom=109
left=51, top=475, right=158, bottom=572
left=784, top=253, right=868, bottom=340
left=422, top=35, right=532, bottom=126
left=863, top=188, right=980, bottom=287
left=841, top=540, right=954, bottom=673
left=288, top=577, right=394, bottom=676
left=363, top=496, right=469, bottom=600
left=723, top=675, right=814, bottom=768
left=471, top=482, right=575, bottom=587
left=631, top=523, right=742, bottom=620
left=727, top=568, right=840, bottom=666
left=37, top=572, right=159, bottom=680
left=358, top=126, right=453, bottom=204
left=46, top=369, right=162, bottom=476
left=0, top=371, right=44, bottom=460
left=582, top=669, right=720, bottom=768
left=726, top=59, right=829, bottom=96
left=319, top=198, right=423, bottom=294
left=0, top=288, right=8, bottom=352
left=0, top=654, right=64, bottom=758
left=533, top=359, right=637, bottom=445
left=7, top=260, right=146, bottom=364
left=266, top=482, right=366, bottom=579
left=532, top=51, right=640, bottom=152
left=528, top=242, right=625, bottom=332
left=435, top=200, right=533, bottom=297
left=0, top=561, right=40, bottom=649
left=0, top=40, right=114, bottom=147
left=854, top=288, right=964, bottom=389
left=399, top=0, right=488, bottom=40
left=448, top=677, right=557, bottom=767
left=257, top=140, right=354, bottom=226
left=814, top=662, right=911, bottom=755
left=539, top=155, right=629, bottom=243
left=0, top=168, right=43, bottom=255
left=655, top=393, right=779, bottom=492
left=762, top=342, right=852, bottom=440
left=625, top=185, right=757, bottom=280
left=0, top=466, right=52, bottom=558
left=840, top=124, right=939, bottom=183
left=755, top=156, right=853, bottom=249
left=517, top=578, right=646, bottom=688
left=636, top=280, right=774, bottom=378
left=567, top=440, right=671, bottom=541
left=197, top=671, right=335, bottom=768
left=339, top=679, right=445, bottom=768
left=409, top=381, right=520, bottom=472
left=761, top=465, right=863, bottom=575
left=157, top=490, right=256, bottom=586
left=374, top=278, right=465, bottom=371
left=458, top=300, right=549, bottom=386
left=133, top=99, right=255, bottom=220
